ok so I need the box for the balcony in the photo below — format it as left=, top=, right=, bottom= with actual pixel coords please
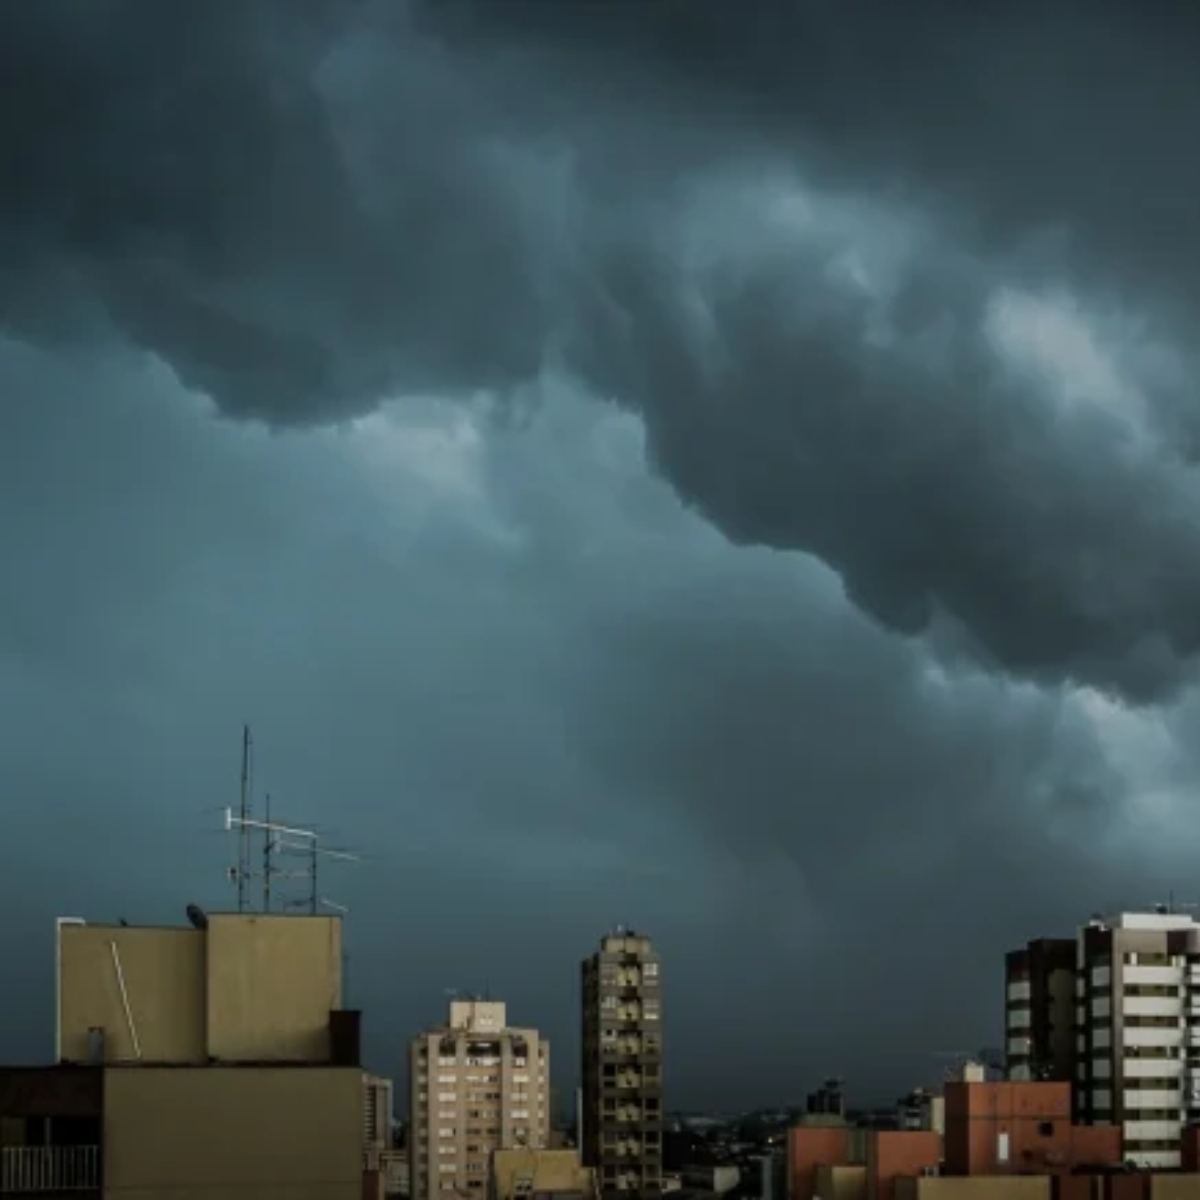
left=0, top=1146, right=99, bottom=1194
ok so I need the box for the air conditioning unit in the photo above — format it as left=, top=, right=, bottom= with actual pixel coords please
left=921, top=1166, right=940, bottom=1177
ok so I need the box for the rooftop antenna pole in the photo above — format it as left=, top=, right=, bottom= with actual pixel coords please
left=262, top=792, right=272, bottom=914
left=223, top=809, right=361, bottom=920
left=237, top=725, right=253, bottom=913
left=310, top=836, right=319, bottom=916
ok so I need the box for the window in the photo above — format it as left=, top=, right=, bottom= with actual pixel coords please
left=643, top=963, right=658, bottom=979
left=1038, top=1122, right=1054, bottom=1137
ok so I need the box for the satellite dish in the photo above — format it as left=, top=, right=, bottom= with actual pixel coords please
left=186, top=903, right=209, bottom=931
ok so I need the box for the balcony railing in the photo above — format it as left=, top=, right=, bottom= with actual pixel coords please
left=0, top=1146, right=99, bottom=1193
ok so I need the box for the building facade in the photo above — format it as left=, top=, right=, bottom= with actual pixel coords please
left=0, top=910, right=372, bottom=1199
left=1007, top=910, right=1200, bottom=1170
left=1073, top=911, right=1200, bottom=1169
left=490, top=1147, right=597, bottom=1200
left=580, top=929, right=663, bottom=1200
left=366, top=1073, right=396, bottom=1168
left=1005, top=938, right=1077, bottom=1083
left=942, top=1080, right=1121, bottom=1176
left=408, top=998, right=550, bottom=1200
left=56, top=911, right=345, bottom=1066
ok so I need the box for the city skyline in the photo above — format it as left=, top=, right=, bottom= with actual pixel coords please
left=5, top=0, right=1200, bottom=1112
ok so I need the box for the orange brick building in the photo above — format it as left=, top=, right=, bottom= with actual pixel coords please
left=788, top=1081, right=1132, bottom=1200
left=789, top=1126, right=940, bottom=1200
left=943, top=1081, right=1121, bottom=1176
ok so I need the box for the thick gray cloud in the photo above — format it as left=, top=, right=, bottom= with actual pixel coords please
left=6, top=0, right=1200, bottom=694
left=3, top=1, right=1200, bottom=1108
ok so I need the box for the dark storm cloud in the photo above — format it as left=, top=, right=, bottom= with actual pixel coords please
left=5, top=0, right=1200, bottom=701
left=477, top=410, right=1175, bottom=1097
left=0, top=333, right=1191, bottom=1104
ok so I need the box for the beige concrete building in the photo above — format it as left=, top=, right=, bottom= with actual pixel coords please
left=409, top=998, right=551, bottom=1200
left=893, top=1180, right=1051, bottom=1200
left=381, top=1148, right=410, bottom=1196
left=0, top=909, right=375, bottom=1199
left=56, top=911, right=344, bottom=1065
left=490, top=1147, right=597, bottom=1200
left=103, top=1064, right=364, bottom=1199
left=366, top=1073, right=396, bottom=1165
left=814, top=1163, right=868, bottom=1200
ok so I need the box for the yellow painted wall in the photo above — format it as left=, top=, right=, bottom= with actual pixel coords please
left=103, top=1065, right=362, bottom=1199
left=492, top=1149, right=592, bottom=1200
left=815, top=1164, right=867, bottom=1200
left=205, top=914, right=342, bottom=1062
left=58, top=925, right=205, bottom=1064
left=1150, top=1177, right=1200, bottom=1200
left=895, top=1179, right=1050, bottom=1200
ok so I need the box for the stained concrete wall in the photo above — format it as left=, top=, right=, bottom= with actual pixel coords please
left=103, top=1065, right=362, bottom=1199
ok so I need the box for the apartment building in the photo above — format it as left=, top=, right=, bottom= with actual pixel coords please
left=1005, top=938, right=1077, bottom=1083
left=1007, top=910, right=1200, bottom=1170
left=0, top=909, right=370, bottom=1199
left=580, top=928, right=663, bottom=1200
left=1074, top=910, right=1200, bottom=1168
left=408, top=998, right=550, bottom=1200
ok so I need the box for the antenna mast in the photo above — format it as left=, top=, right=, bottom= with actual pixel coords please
left=224, top=807, right=360, bottom=918
left=262, top=792, right=272, bottom=913
left=235, top=725, right=254, bottom=913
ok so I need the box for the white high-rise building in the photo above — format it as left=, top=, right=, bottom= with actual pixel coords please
left=1073, top=910, right=1200, bottom=1169
left=408, top=999, right=550, bottom=1200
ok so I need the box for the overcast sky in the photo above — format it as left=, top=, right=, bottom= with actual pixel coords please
left=4, top=0, right=1200, bottom=1111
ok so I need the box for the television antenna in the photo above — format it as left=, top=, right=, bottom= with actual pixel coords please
left=223, top=806, right=360, bottom=916
left=229, top=725, right=254, bottom=913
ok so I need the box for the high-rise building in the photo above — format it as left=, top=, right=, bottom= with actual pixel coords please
left=1075, top=910, right=1200, bottom=1169
left=408, top=998, right=550, bottom=1200
left=1004, top=937, right=1077, bottom=1082
left=580, top=928, right=663, bottom=1200
left=1008, top=909, right=1200, bottom=1170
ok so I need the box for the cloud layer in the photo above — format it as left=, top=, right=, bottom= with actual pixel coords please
left=7, top=0, right=1200, bottom=695
left=4, top=0, right=1200, bottom=1104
